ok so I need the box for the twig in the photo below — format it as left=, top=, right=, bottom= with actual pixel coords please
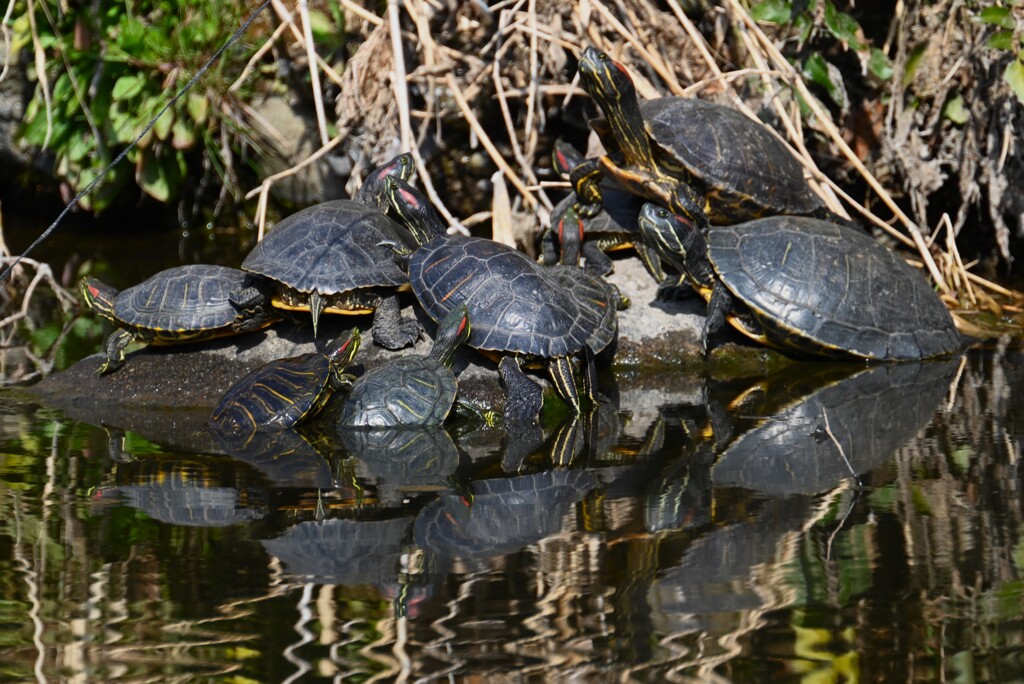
left=388, top=0, right=413, bottom=151
left=820, top=410, right=862, bottom=490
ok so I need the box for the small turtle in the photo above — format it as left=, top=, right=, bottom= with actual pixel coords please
left=637, top=203, right=963, bottom=359
left=541, top=139, right=660, bottom=278
left=80, top=264, right=278, bottom=375
left=237, top=154, right=420, bottom=346
left=337, top=304, right=472, bottom=427
left=209, top=328, right=361, bottom=434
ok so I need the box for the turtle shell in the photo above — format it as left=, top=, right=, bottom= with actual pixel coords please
left=241, top=200, right=415, bottom=311
left=543, top=264, right=619, bottom=355
left=338, top=356, right=457, bottom=427
left=211, top=351, right=339, bottom=434
left=640, top=98, right=825, bottom=222
left=408, top=236, right=599, bottom=358
left=707, top=216, right=962, bottom=360
left=111, top=264, right=257, bottom=339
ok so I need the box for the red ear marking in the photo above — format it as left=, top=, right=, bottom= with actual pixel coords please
left=457, top=316, right=468, bottom=337
left=612, top=61, right=633, bottom=85
left=399, top=187, right=419, bottom=207
left=87, top=283, right=101, bottom=297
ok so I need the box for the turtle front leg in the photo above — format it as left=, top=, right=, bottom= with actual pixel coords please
left=499, top=356, right=544, bottom=422
left=98, top=329, right=134, bottom=375
left=581, top=241, right=614, bottom=276
left=372, top=294, right=420, bottom=350
left=579, top=345, right=598, bottom=407
left=569, top=158, right=606, bottom=218
left=702, top=281, right=734, bottom=355
left=547, top=355, right=581, bottom=414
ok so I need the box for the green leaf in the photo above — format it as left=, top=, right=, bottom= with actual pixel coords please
left=987, top=30, right=1016, bottom=51
left=903, top=42, right=927, bottom=87
left=112, top=74, right=144, bottom=100
left=152, top=109, right=174, bottom=141
left=172, top=116, right=196, bottom=149
left=978, top=6, right=1015, bottom=29
left=824, top=1, right=863, bottom=49
left=186, top=92, right=208, bottom=125
left=119, top=16, right=147, bottom=54
left=803, top=53, right=848, bottom=110
left=66, top=131, right=94, bottom=162
left=942, top=93, right=969, bottom=124
left=750, top=0, right=792, bottom=24
left=868, top=48, right=894, bottom=81
left=139, top=151, right=178, bottom=202
left=1005, top=52, right=1024, bottom=105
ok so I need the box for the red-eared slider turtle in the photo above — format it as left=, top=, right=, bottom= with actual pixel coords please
left=337, top=304, right=471, bottom=427
left=80, top=264, right=279, bottom=375
left=353, top=151, right=415, bottom=209
left=385, top=177, right=610, bottom=420
left=544, top=205, right=630, bottom=371
left=637, top=204, right=963, bottom=360
left=542, top=140, right=661, bottom=279
left=573, top=46, right=831, bottom=225
left=238, top=155, right=419, bottom=346
left=210, top=328, right=361, bottom=434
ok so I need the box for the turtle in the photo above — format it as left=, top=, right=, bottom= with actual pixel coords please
left=637, top=203, right=963, bottom=360
left=543, top=204, right=630, bottom=369
left=571, top=46, right=834, bottom=226
left=80, top=264, right=279, bottom=375
left=384, top=176, right=610, bottom=421
left=541, top=139, right=661, bottom=279
left=209, top=327, right=361, bottom=434
left=337, top=303, right=472, bottom=427
left=237, top=154, right=420, bottom=346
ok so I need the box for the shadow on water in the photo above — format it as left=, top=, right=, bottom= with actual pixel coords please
left=5, top=347, right=1024, bottom=680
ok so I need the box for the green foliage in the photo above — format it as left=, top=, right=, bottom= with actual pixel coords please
left=12, top=0, right=264, bottom=212
left=749, top=0, right=894, bottom=112
left=972, top=2, right=1024, bottom=106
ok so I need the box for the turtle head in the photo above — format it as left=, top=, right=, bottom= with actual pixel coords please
left=638, top=202, right=706, bottom=278
left=578, top=46, right=636, bottom=112
left=578, top=46, right=651, bottom=168
left=430, top=303, right=471, bottom=366
left=552, top=139, right=584, bottom=178
left=327, top=327, right=361, bottom=369
left=80, top=277, right=118, bottom=320
left=356, top=152, right=415, bottom=209
left=554, top=204, right=586, bottom=267
left=385, top=176, right=448, bottom=245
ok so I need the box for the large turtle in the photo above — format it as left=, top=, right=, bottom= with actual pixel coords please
left=384, top=177, right=613, bottom=420
left=209, top=328, right=361, bottom=434
left=637, top=203, right=963, bottom=360
left=237, top=154, right=420, bottom=346
left=80, top=264, right=278, bottom=375
left=337, top=304, right=472, bottom=427
left=572, top=46, right=833, bottom=226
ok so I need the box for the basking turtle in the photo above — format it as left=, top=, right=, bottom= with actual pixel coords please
left=544, top=205, right=629, bottom=373
left=80, top=264, right=278, bottom=375
left=337, top=304, right=471, bottom=427
left=385, top=177, right=609, bottom=420
left=572, top=46, right=831, bottom=225
left=209, top=328, right=361, bottom=434
left=238, top=154, right=419, bottom=345
left=541, top=140, right=660, bottom=278
left=637, top=203, right=963, bottom=360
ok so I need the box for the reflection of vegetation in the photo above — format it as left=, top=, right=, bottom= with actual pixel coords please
left=11, top=0, right=268, bottom=211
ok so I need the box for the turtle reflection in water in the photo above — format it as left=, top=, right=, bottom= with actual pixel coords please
left=262, top=516, right=413, bottom=587
left=711, top=359, right=961, bottom=496
left=414, top=469, right=598, bottom=561
left=341, top=427, right=460, bottom=506
left=92, top=455, right=268, bottom=527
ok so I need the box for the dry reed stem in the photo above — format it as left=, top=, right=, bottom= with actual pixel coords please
left=298, top=0, right=330, bottom=146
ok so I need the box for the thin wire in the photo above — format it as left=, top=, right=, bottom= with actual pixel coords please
left=0, top=0, right=273, bottom=283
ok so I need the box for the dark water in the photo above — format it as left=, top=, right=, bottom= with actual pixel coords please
left=1, top=344, right=1022, bottom=682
